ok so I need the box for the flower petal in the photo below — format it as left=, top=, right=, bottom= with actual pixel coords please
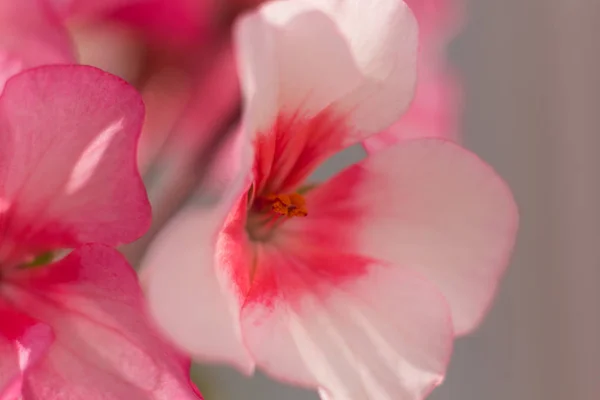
left=235, top=0, right=362, bottom=136
left=363, top=0, right=464, bottom=152
left=289, top=139, right=518, bottom=335
left=404, top=0, right=463, bottom=40
left=142, top=128, right=255, bottom=372
left=363, top=62, right=461, bottom=152
left=108, top=0, right=210, bottom=47
left=0, top=0, right=74, bottom=90
left=235, top=0, right=418, bottom=141
left=241, top=244, right=453, bottom=399
left=160, top=44, right=241, bottom=165
left=0, top=65, right=150, bottom=252
left=142, top=205, right=255, bottom=374
left=0, top=306, right=53, bottom=399
left=311, top=0, right=419, bottom=135
left=56, top=0, right=207, bottom=45
left=4, top=245, right=201, bottom=399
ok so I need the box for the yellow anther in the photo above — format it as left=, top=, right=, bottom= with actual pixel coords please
left=266, top=193, right=308, bottom=218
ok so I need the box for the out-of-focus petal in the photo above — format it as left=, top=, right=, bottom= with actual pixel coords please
left=289, top=139, right=518, bottom=334
left=0, top=306, right=53, bottom=399
left=70, top=22, right=146, bottom=83
left=161, top=44, right=240, bottom=165
left=234, top=0, right=418, bottom=142
left=0, top=0, right=74, bottom=90
left=4, top=245, right=202, bottom=399
left=57, top=0, right=209, bottom=47
left=241, top=244, right=453, bottom=399
left=363, top=63, right=461, bottom=152
left=309, top=0, right=420, bottom=135
left=404, top=0, right=463, bottom=41
left=363, top=0, right=464, bottom=152
left=0, top=65, right=150, bottom=254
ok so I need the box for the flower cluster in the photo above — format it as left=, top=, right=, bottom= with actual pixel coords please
left=0, top=0, right=517, bottom=399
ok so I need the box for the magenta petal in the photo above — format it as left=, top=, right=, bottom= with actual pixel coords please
left=0, top=305, right=54, bottom=399
left=0, top=65, right=150, bottom=251
left=0, top=0, right=74, bottom=90
left=364, top=0, right=464, bottom=152
left=6, top=245, right=201, bottom=399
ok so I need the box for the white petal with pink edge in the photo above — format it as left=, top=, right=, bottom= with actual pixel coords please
left=234, top=0, right=418, bottom=142
left=3, top=245, right=201, bottom=400
left=141, top=118, right=255, bottom=373
left=295, top=139, right=518, bottom=335
left=142, top=207, right=255, bottom=374
left=0, top=65, right=150, bottom=249
left=240, top=244, right=453, bottom=400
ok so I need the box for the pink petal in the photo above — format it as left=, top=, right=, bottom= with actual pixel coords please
left=241, top=244, right=453, bottom=399
left=404, top=0, right=463, bottom=40
left=234, top=0, right=418, bottom=141
left=288, top=139, right=518, bottom=335
left=159, top=44, right=241, bottom=165
left=0, top=306, right=54, bottom=399
left=252, top=111, right=351, bottom=195
left=312, top=0, right=420, bottom=134
left=109, top=0, right=211, bottom=47
left=0, top=65, right=150, bottom=253
left=57, top=0, right=209, bottom=47
left=363, top=62, right=461, bottom=152
left=4, top=245, right=201, bottom=399
left=142, top=205, right=255, bottom=374
left=0, top=0, right=74, bottom=90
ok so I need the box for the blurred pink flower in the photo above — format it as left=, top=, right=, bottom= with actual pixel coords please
left=143, top=1, right=518, bottom=399
left=364, top=0, right=463, bottom=152
left=0, top=65, right=201, bottom=399
left=53, top=0, right=210, bottom=47
left=0, top=0, right=75, bottom=90
left=57, top=0, right=241, bottom=175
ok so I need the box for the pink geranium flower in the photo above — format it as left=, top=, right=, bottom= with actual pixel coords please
left=0, top=65, right=202, bottom=399
left=143, top=0, right=517, bottom=399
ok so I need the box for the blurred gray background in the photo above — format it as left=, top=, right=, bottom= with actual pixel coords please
left=192, top=0, right=600, bottom=399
